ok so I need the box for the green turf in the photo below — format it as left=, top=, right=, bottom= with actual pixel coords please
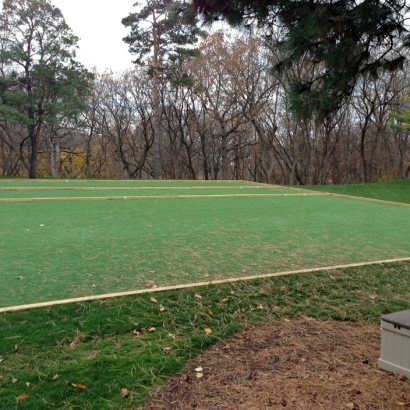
left=1, top=178, right=410, bottom=409
left=0, top=261, right=409, bottom=409
left=0, top=179, right=256, bottom=188
left=1, top=190, right=410, bottom=308
left=305, top=178, right=410, bottom=204
left=0, top=186, right=301, bottom=199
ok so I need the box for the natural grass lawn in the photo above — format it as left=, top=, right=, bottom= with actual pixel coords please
left=0, top=262, right=409, bottom=409
left=1, top=194, right=410, bottom=308
left=305, top=178, right=410, bottom=204
left=0, top=186, right=297, bottom=199
left=1, top=178, right=410, bottom=409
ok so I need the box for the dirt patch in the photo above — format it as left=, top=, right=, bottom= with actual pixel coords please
left=141, top=319, right=410, bottom=409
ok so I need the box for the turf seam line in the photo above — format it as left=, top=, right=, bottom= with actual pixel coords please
left=1, top=257, right=409, bottom=313
left=0, top=193, right=326, bottom=202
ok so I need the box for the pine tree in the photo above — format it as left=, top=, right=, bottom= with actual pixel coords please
left=0, top=0, right=93, bottom=178
left=122, top=0, right=202, bottom=179
left=191, top=0, right=410, bottom=121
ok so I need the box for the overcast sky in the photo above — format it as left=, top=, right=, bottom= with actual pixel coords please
left=51, top=0, right=137, bottom=72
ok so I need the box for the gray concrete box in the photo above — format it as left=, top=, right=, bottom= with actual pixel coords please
left=379, top=310, right=410, bottom=378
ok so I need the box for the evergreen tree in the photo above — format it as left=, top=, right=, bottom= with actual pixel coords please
left=0, top=0, right=93, bottom=178
left=191, top=0, right=410, bottom=121
left=122, top=0, right=202, bottom=179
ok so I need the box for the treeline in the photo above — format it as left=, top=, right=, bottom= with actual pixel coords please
left=1, top=31, right=409, bottom=183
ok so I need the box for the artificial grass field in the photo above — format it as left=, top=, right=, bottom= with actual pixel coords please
left=1, top=180, right=410, bottom=309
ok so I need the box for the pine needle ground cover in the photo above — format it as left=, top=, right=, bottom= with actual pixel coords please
left=1, top=180, right=410, bottom=308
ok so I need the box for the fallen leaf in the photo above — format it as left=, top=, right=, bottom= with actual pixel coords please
left=14, top=344, right=19, bottom=352
left=168, top=333, right=175, bottom=339
left=148, top=270, right=156, bottom=274
left=346, top=403, right=355, bottom=409
left=17, top=394, right=29, bottom=401
left=132, top=329, right=145, bottom=336
left=12, top=377, right=18, bottom=384
left=91, top=284, right=97, bottom=288
left=369, top=294, right=378, bottom=300
left=159, top=305, right=165, bottom=312
left=205, top=328, right=212, bottom=334
left=170, top=320, right=175, bottom=326
left=195, top=294, right=202, bottom=300
left=272, top=305, right=281, bottom=311
left=76, top=384, right=86, bottom=390
left=0, top=356, right=3, bottom=363
left=64, top=380, right=70, bottom=385
left=52, top=374, right=59, bottom=381
left=208, top=310, right=214, bottom=318
left=25, top=382, right=30, bottom=387
left=163, top=347, right=172, bottom=354
left=0, top=376, right=3, bottom=382
left=257, top=304, right=264, bottom=310
left=194, top=367, right=203, bottom=372
left=196, top=373, right=203, bottom=378
left=17, top=276, right=25, bottom=280
left=75, top=307, right=81, bottom=313
left=146, top=281, right=157, bottom=288
left=150, top=297, right=157, bottom=303
left=148, top=327, right=156, bottom=332
left=120, top=388, right=130, bottom=397
left=396, top=402, right=406, bottom=406
left=204, top=273, right=209, bottom=278
left=20, top=321, right=27, bottom=325
left=221, top=298, right=229, bottom=303
left=69, top=338, right=79, bottom=348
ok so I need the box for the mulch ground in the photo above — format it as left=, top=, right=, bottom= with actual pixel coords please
left=141, top=319, right=410, bottom=409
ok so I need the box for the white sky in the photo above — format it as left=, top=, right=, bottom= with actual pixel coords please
left=51, top=0, right=136, bottom=72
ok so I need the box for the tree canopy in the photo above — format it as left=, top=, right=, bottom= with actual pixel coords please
left=0, top=0, right=93, bottom=178
left=191, top=0, right=410, bottom=121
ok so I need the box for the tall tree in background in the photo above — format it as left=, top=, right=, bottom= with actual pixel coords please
left=122, top=0, right=202, bottom=179
left=0, top=0, right=92, bottom=178
left=190, top=0, right=410, bottom=121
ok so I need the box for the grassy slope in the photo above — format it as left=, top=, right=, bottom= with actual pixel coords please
left=304, top=178, right=410, bottom=204
left=0, top=179, right=409, bottom=409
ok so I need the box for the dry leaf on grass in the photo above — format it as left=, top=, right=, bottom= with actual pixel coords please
left=71, top=383, right=86, bottom=390
left=120, top=388, right=130, bottom=397
left=195, top=367, right=203, bottom=372
left=14, top=344, right=19, bottom=352
left=163, top=347, right=172, bottom=354
left=20, top=320, right=27, bottom=325
left=205, top=328, right=212, bottom=334
left=159, top=305, right=165, bottom=312
left=69, top=338, right=79, bottom=348
left=25, top=382, right=30, bottom=387
left=195, top=294, right=202, bottom=300
left=17, top=276, right=25, bottom=280
left=17, top=394, right=29, bottom=401
left=208, top=310, right=214, bottom=318
left=12, top=377, right=18, bottom=384
left=0, top=376, right=4, bottom=382
left=52, top=374, right=59, bottom=381
left=150, top=297, right=157, bottom=303
left=0, top=356, right=3, bottom=363
left=149, top=327, right=156, bottom=333
left=132, top=329, right=145, bottom=336
left=196, top=373, right=203, bottom=378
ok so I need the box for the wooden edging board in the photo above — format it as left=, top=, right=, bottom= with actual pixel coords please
left=1, top=257, right=409, bottom=313
left=0, top=193, right=325, bottom=202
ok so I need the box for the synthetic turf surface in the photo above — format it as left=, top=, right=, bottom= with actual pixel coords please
left=1, top=180, right=409, bottom=308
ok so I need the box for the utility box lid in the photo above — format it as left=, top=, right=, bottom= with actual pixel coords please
left=381, top=310, right=410, bottom=330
